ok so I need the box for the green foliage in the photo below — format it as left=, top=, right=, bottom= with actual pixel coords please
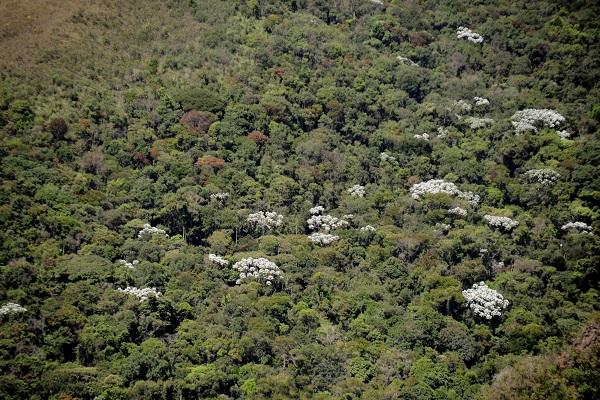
left=0, top=0, right=599, bottom=398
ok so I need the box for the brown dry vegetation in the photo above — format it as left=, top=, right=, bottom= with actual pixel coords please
left=0, top=0, right=204, bottom=83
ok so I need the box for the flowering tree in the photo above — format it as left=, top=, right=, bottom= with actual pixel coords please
left=247, top=211, right=284, bottom=233
left=118, top=286, right=162, bottom=302
left=209, top=254, right=229, bottom=266
left=119, top=259, right=139, bottom=269
left=524, top=169, right=560, bottom=186
left=474, top=97, right=489, bottom=106
left=410, top=179, right=480, bottom=205
left=306, top=213, right=349, bottom=231
left=359, top=225, right=376, bottom=233
left=233, top=257, right=283, bottom=286
left=0, top=302, right=27, bottom=315
left=556, top=130, right=571, bottom=140
left=448, top=207, right=468, bottom=217
left=510, top=108, right=565, bottom=135
left=307, top=232, right=340, bottom=245
left=379, top=152, right=398, bottom=165
left=465, top=117, right=494, bottom=129
left=309, top=205, right=325, bottom=214
left=396, top=55, right=419, bottom=67
left=210, top=192, right=229, bottom=201
left=413, top=133, right=430, bottom=141
left=561, top=221, right=593, bottom=235
left=456, top=27, right=483, bottom=43
left=347, top=184, right=366, bottom=197
left=306, top=207, right=350, bottom=246
left=483, top=215, right=519, bottom=231
left=437, top=127, right=449, bottom=138
left=435, top=223, right=451, bottom=232
left=138, top=224, right=169, bottom=239
left=462, top=282, right=509, bottom=319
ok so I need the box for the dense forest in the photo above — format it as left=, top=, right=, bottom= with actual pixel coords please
left=1, top=0, right=599, bottom=399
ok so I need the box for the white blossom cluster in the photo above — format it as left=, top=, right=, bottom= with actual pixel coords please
left=556, top=130, right=571, bottom=140
left=369, top=0, right=384, bottom=5
left=233, top=257, right=283, bottom=285
left=435, top=223, right=451, bottom=231
left=307, top=214, right=349, bottom=231
left=309, top=205, right=326, bottom=215
left=0, top=302, right=27, bottom=315
left=307, top=232, right=340, bottom=245
left=119, top=259, right=139, bottom=269
left=396, top=55, right=419, bottom=67
left=209, top=254, right=229, bottom=266
left=457, top=26, right=484, bottom=43
left=510, top=109, right=565, bottom=135
left=437, top=127, right=449, bottom=138
left=118, top=286, right=162, bottom=302
left=247, top=211, right=284, bottom=230
left=483, top=215, right=519, bottom=230
left=359, top=225, right=376, bottom=232
left=342, top=214, right=354, bottom=220
left=210, top=192, right=229, bottom=200
left=410, top=179, right=480, bottom=205
left=474, top=97, right=490, bottom=106
left=138, top=224, right=169, bottom=239
left=462, top=282, right=509, bottom=319
left=465, top=117, right=494, bottom=129
left=380, top=152, right=398, bottom=164
left=347, top=184, right=366, bottom=197
left=448, top=207, right=468, bottom=217
left=454, top=99, right=472, bottom=111
left=414, top=133, right=430, bottom=141
left=561, top=221, right=593, bottom=235
left=457, top=191, right=481, bottom=205
left=524, top=169, right=560, bottom=186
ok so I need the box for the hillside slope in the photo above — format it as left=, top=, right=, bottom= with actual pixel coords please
left=1, top=1, right=599, bottom=399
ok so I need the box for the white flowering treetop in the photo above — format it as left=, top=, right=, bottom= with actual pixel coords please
left=209, top=254, right=229, bottom=266
left=306, top=213, right=350, bottom=231
left=306, top=207, right=350, bottom=245
left=308, top=232, right=340, bottom=246
left=483, top=215, right=519, bottom=231
left=510, top=108, right=565, bottom=135
left=397, top=55, right=419, bottom=67
left=437, top=127, right=449, bottom=138
left=457, top=27, right=483, bottom=43
left=347, top=184, right=366, bottom=197
left=118, top=286, right=162, bottom=302
left=524, top=169, right=560, bottom=186
left=307, top=207, right=349, bottom=230
left=233, top=257, right=283, bottom=286
left=414, top=133, right=430, bottom=141
left=379, top=152, right=397, bottom=164
left=454, top=99, right=472, bottom=112
left=309, top=205, right=326, bottom=215
left=0, top=302, right=27, bottom=315
left=247, top=211, right=284, bottom=231
left=465, top=117, right=494, bottom=129
left=448, top=207, right=468, bottom=217
left=119, top=259, right=139, bottom=269
left=359, top=225, right=376, bottom=233
left=210, top=192, right=229, bottom=201
left=556, top=130, right=571, bottom=140
left=435, top=223, right=451, bottom=231
left=561, top=221, right=593, bottom=235
left=138, top=224, right=169, bottom=239
left=462, top=282, right=509, bottom=319
left=474, top=97, right=489, bottom=106
left=410, top=179, right=480, bottom=205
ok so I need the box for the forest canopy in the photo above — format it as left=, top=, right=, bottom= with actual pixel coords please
left=0, top=0, right=599, bottom=399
